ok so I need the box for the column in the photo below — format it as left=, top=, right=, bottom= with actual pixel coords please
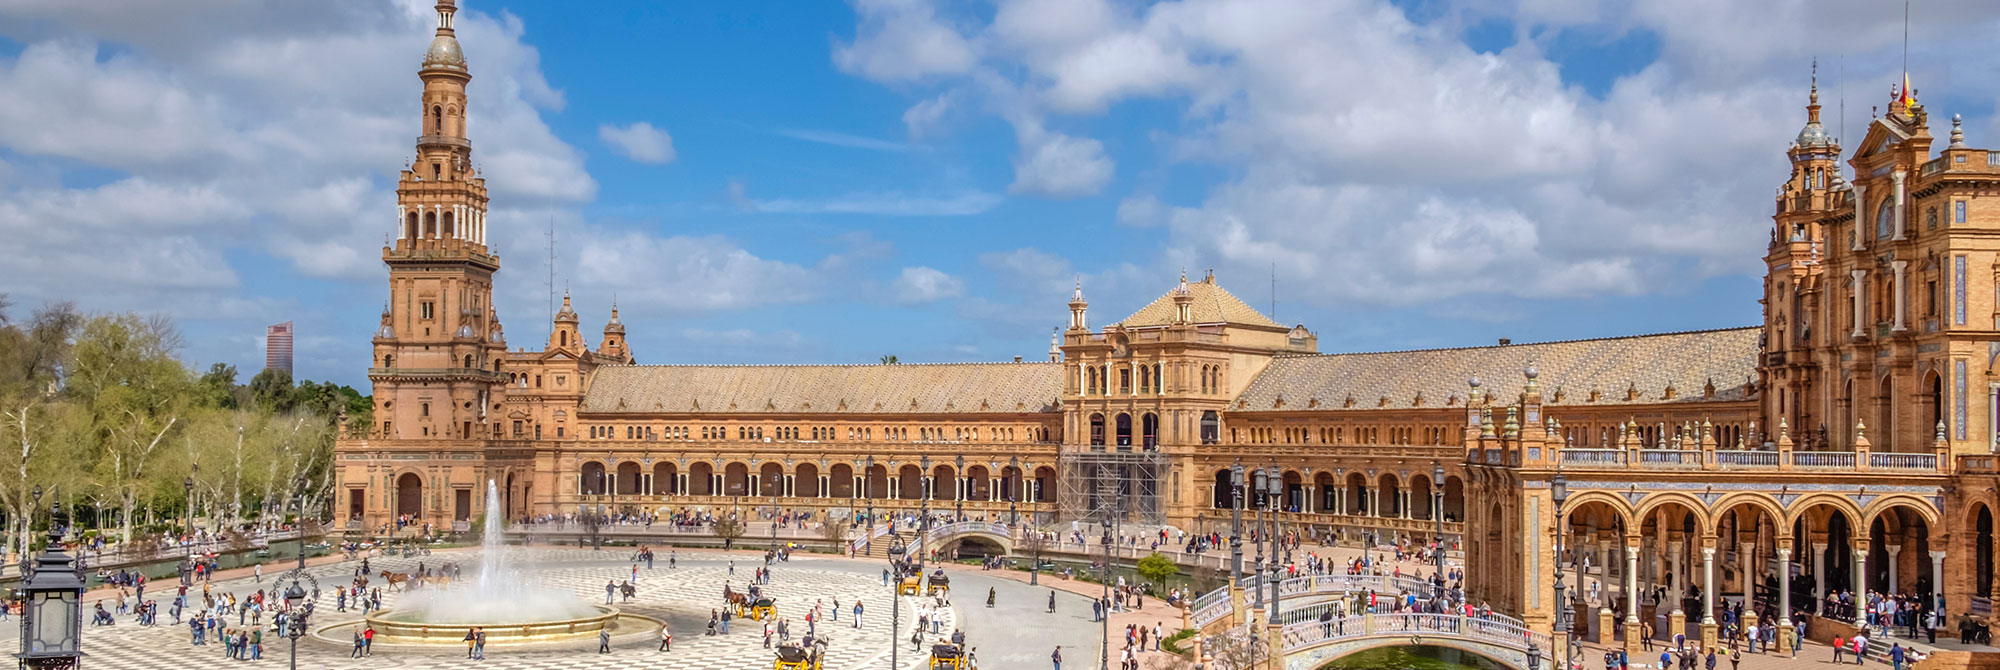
left=1929, top=550, right=1947, bottom=610
left=1669, top=540, right=1686, bottom=613
left=1625, top=544, right=1641, bottom=622
left=1739, top=541, right=1756, bottom=594
left=1893, top=260, right=1908, bottom=331
left=1813, top=543, right=1828, bottom=614
left=397, top=205, right=407, bottom=239
left=1893, top=170, right=1907, bottom=239
left=1701, top=546, right=1717, bottom=623
left=1853, top=546, right=1868, bottom=612
left=1886, top=544, right=1903, bottom=593
left=1851, top=183, right=1867, bottom=250
left=1370, top=487, right=1380, bottom=517
left=1852, top=270, right=1867, bottom=338
left=1776, top=547, right=1794, bottom=625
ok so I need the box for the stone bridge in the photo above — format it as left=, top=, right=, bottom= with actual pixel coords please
left=1192, top=575, right=1552, bottom=670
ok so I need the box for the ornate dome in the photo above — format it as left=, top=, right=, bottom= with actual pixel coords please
left=1793, top=121, right=1832, bottom=149
left=424, top=35, right=465, bottom=70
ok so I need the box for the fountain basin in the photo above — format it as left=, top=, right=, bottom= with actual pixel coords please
left=314, top=605, right=661, bottom=649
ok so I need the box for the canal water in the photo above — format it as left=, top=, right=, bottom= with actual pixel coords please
left=1320, top=645, right=1507, bottom=670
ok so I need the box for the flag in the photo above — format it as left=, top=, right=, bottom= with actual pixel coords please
left=1900, top=73, right=1917, bottom=107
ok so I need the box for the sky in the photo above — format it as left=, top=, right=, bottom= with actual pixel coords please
left=2, top=0, right=1999, bottom=390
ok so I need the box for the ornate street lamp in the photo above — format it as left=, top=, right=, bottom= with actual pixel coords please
left=1264, top=462, right=1282, bottom=621
left=954, top=455, right=965, bottom=521
left=1008, top=456, right=1019, bottom=527
left=183, top=473, right=196, bottom=577
left=918, top=456, right=931, bottom=571
left=1433, top=461, right=1447, bottom=601
left=863, top=455, right=875, bottom=530
left=1228, top=462, right=1244, bottom=585
left=888, top=535, right=907, bottom=670
left=282, top=475, right=315, bottom=670
left=768, top=472, right=781, bottom=552
left=1551, top=470, right=1571, bottom=670
left=17, top=487, right=84, bottom=670
left=1100, top=512, right=1113, bottom=670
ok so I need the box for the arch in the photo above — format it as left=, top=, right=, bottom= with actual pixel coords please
left=579, top=461, right=607, bottom=496
left=1377, top=473, right=1402, bottom=517
left=688, top=462, right=715, bottom=496
left=1923, top=369, right=1944, bottom=440
left=1295, top=640, right=1521, bottom=670
left=1972, top=503, right=1994, bottom=598
left=1313, top=470, right=1337, bottom=513
left=1280, top=470, right=1303, bottom=512
left=1706, top=493, right=1785, bottom=533
left=865, top=463, right=889, bottom=499
left=1557, top=491, right=1636, bottom=530
left=1633, top=493, right=1714, bottom=536
left=796, top=462, right=820, bottom=498
left=395, top=473, right=423, bottom=519
left=1200, top=411, right=1220, bottom=444
left=1000, top=465, right=1023, bottom=502
left=932, top=463, right=957, bottom=501
left=1876, top=375, right=1893, bottom=450
left=442, top=210, right=455, bottom=239
left=424, top=210, right=437, bottom=237
left=1033, top=466, right=1055, bottom=502
left=1345, top=472, right=1368, bottom=515
left=1212, top=469, right=1234, bottom=509
left=830, top=463, right=855, bottom=498
left=614, top=461, right=641, bottom=495
left=1861, top=495, right=1941, bottom=533
left=757, top=462, right=784, bottom=496
left=1865, top=500, right=1935, bottom=595
left=1115, top=413, right=1133, bottom=447
left=1443, top=476, right=1465, bottom=521
left=965, top=464, right=991, bottom=501
left=1090, top=413, right=1106, bottom=446
left=431, top=105, right=444, bottom=134
left=1408, top=473, right=1433, bottom=521
left=1783, top=493, right=1863, bottom=530
left=723, top=462, right=750, bottom=496
left=898, top=464, right=923, bottom=499
left=653, top=461, right=676, bottom=495
left=404, top=211, right=418, bottom=241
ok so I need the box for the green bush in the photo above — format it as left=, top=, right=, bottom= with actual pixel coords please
left=1160, top=628, right=1197, bottom=656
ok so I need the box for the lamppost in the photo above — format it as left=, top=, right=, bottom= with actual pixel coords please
left=954, top=455, right=964, bottom=522
left=1008, top=456, right=1019, bottom=527
left=16, top=487, right=84, bottom=670
left=1099, top=512, right=1113, bottom=670
left=767, top=473, right=781, bottom=553
left=1432, top=461, right=1447, bottom=602
left=918, top=456, right=930, bottom=571
left=1551, top=470, right=1571, bottom=670
left=1228, top=462, right=1244, bottom=585
left=864, top=455, right=875, bottom=530
left=1264, top=463, right=1282, bottom=624
left=183, top=473, right=196, bottom=579
left=282, top=475, right=315, bottom=670
left=888, top=535, right=907, bottom=670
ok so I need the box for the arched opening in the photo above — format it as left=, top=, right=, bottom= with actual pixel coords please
left=615, top=461, right=641, bottom=495
left=724, top=462, right=750, bottom=496
left=1924, top=370, right=1944, bottom=440
left=1790, top=502, right=1859, bottom=623
left=462, top=354, right=473, bottom=368
left=404, top=211, right=418, bottom=241
left=897, top=464, right=923, bottom=499
left=1212, top=469, right=1234, bottom=509
left=1867, top=503, right=1933, bottom=599
left=1316, top=644, right=1511, bottom=670
left=1345, top=472, right=1368, bottom=515
left=830, top=463, right=855, bottom=498
left=1141, top=412, right=1158, bottom=449
left=1975, top=504, right=1995, bottom=598
left=1408, top=473, right=1433, bottom=521
left=932, top=464, right=957, bottom=501
left=1281, top=470, right=1302, bottom=512
left=1559, top=499, right=1631, bottom=642
left=1713, top=501, right=1782, bottom=612
left=1637, top=500, right=1707, bottom=632
left=1443, top=476, right=1465, bottom=521
left=579, top=461, right=606, bottom=496
left=442, top=211, right=454, bottom=239
left=653, top=461, right=676, bottom=495
left=865, top=464, right=889, bottom=499
left=1115, top=413, right=1133, bottom=447
left=758, top=462, right=784, bottom=497
left=965, top=465, right=990, bottom=501
left=1313, top=471, right=1337, bottom=513
left=424, top=210, right=437, bottom=238
left=1377, top=473, right=1402, bottom=517
left=1000, top=465, right=1022, bottom=502
left=1876, top=376, right=1893, bottom=450
left=796, top=462, right=820, bottom=498
left=395, top=473, right=423, bottom=519
left=432, top=105, right=443, bottom=134
left=1090, top=413, right=1106, bottom=446
left=1033, top=466, right=1055, bottom=502
left=1200, top=411, right=1220, bottom=444
left=688, top=462, right=714, bottom=496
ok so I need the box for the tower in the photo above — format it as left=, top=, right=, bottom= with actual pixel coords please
left=599, top=304, right=631, bottom=363
left=1760, top=64, right=1842, bottom=436
left=371, top=0, right=504, bottom=442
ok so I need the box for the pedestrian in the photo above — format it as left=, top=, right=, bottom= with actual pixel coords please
left=1642, top=620, right=1655, bottom=651
left=1049, top=589, right=1057, bottom=613
left=598, top=628, right=611, bottom=653
left=1890, top=643, right=1905, bottom=670
left=658, top=623, right=672, bottom=651
left=350, top=627, right=364, bottom=658
left=854, top=601, right=863, bottom=628
left=363, top=624, right=375, bottom=656
left=605, top=580, right=616, bottom=604
left=1833, top=635, right=1845, bottom=663
left=1053, top=645, right=1063, bottom=670
left=465, top=628, right=478, bottom=658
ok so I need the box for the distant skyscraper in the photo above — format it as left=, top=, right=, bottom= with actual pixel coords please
left=266, top=321, right=294, bottom=375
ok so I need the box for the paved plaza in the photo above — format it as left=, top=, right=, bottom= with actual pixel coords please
left=12, top=547, right=1115, bottom=670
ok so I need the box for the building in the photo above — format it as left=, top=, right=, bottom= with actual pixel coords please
left=334, top=4, right=1998, bottom=655
left=265, top=321, right=293, bottom=375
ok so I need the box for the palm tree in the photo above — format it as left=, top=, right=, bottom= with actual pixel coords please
left=879, top=355, right=899, bottom=365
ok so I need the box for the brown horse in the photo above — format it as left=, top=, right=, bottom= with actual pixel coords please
left=380, top=571, right=410, bottom=592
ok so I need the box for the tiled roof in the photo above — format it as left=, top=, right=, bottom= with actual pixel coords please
left=583, top=362, right=1064, bottom=415
left=1233, top=327, right=1759, bottom=412
left=1117, top=278, right=1281, bottom=328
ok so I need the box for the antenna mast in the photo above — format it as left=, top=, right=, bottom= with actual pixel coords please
left=1269, top=262, right=1276, bottom=321
left=546, top=217, right=557, bottom=338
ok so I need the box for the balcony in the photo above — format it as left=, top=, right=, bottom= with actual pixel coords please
left=1791, top=451, right=1856, bottom=468
left=1637, top=449, right=1702, bottom=468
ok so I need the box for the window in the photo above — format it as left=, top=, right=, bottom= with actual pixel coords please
left=421, top=301, right=435, bottom=320
left=1876, top=198, right=1894, bottom=240
left=1957, top=200, right=1968, bottom=224
left=1928, top=207, right=1939, bottom=231
left=420, top=402, right=430, bottom=417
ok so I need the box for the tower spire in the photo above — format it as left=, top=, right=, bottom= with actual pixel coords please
left=1807, top=58, right=1821, bottom=123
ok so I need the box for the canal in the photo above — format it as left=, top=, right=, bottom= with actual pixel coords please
left=1320, top=645, right=1509, bottom=670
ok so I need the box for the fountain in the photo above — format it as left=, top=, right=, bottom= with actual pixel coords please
left=316, top=480, right=657, bottom=649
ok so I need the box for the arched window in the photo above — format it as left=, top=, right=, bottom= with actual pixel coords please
left=382, top=354, right=394, bottom=368
left=462, top=354, right=473, bottom=368
left=1089, top=413, right=1106, bottom=446
left=560, top=331, right=568, bottom=347
left=1086, top=367, right=1098, bottom=396
left=405, top=211, right=418, bottom=241
left=432, top=105, right=443, bottom=134
left=1927, top=207, right=1939, bottom=231
left=1115, top=413, right=1133, bottom=447
left=424, top=211, right=437, bottom=237
left=1876, top=197, right=1895, bottom=240
left=1200, top=411, right=1219, bottom=444
left=442, top=211, right=454, bottom=238
left=1141, top=413, right=1158, bottom=449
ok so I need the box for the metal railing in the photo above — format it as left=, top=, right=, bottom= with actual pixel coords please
left=1281, top=612, right=1550, bottom=656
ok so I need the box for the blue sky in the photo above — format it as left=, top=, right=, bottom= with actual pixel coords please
left=2, top=0, right=1998, bottom=390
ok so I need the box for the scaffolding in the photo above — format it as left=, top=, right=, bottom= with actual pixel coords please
left=1056, top=446, right=1166, bottom=526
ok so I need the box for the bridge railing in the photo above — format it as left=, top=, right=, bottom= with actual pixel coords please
left=1202, top=573, right=1450, bottom=627
left=1282, top=612, right=1552, bottom=655
left=848, top=524, right=892, bottom=554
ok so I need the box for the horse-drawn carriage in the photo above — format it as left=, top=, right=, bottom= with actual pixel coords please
left=925, top=572, right=950, bottom=596
left=733, top=596, right=777, bottom=621
left=928, top=641, right=967, bottom=670
left=773, top=637, right=828, bottom=670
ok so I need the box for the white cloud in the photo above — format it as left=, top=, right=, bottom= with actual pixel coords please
left=1008, top=121, right=1114, bottom=198
left=749, top=190, right=1001, bottom=217
left=891, top=266, right=965, bottom=304
left=598, top=122, right=677, bottom=164
left=833, top=0, right=978, bottom=82
left=575, top=231, right=818, bottom=311
left=773, top=127, right=912, bottom=153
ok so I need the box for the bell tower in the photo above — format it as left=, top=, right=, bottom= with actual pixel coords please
left=371, top=0, right=504, bottom=442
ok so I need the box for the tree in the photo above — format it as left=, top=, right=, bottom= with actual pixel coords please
left=1136, top=552, right=1180, bottom=592
left=197, top=363, right=239, bottom=409
left=247, top=368, right=295, bottom=413
left=714, top=517, right=746, bottom=550
left=878, top=355, right=899, bottom=365
left=69, top=314, right=191, bottom=543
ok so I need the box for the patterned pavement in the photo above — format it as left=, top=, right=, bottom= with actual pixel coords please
left=11, top=548, right=960, bottom=670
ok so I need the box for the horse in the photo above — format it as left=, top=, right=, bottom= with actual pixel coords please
left=380, top=571, right=410, bottom=592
